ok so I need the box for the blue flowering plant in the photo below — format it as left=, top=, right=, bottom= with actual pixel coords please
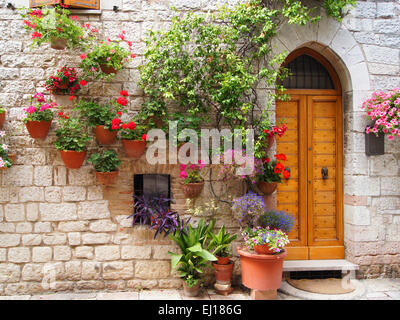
left=231, top=192, right=265, bottom=228
left=259, top=209, right=295, bottom=234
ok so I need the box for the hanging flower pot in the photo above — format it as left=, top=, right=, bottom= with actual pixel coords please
left=237, top=247, right=287, bottom=291
left=60, top=150, right=86, bottom=169
left=257, top=181, right=278, bottom=195
left=182, top=280, right=200, bottom=297
left=50, top=37, right=67, bottom=50
left=94, top=125, right=118, bottom=145
left=266, top=135, right=275, bottom=151
left=95, top=171, right=119, bottom=185
left=57, top=80, right=69, bottom=89
left=25, top=120, right=52, bottom=139
left=180, top=180, right=204, bottom=199
left=100, top=64, right=118, bottom=75
left=0, top=110, right=6, bottom=130
left=121, top=139, right=146, bottom=158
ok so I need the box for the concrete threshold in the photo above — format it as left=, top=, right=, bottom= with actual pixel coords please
left=283, top=259, right=359, bottom=272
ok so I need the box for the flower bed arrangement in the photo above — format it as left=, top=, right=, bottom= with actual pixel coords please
left=88, top=149, right=121, bottom=185
left=80, top=32, right=136, bottom=80
left=180, top=161, right=206, bottom=198
left=363, top=88, right=400, bottom=141
left=54, top=112, right=90, bottom=169
left=18, top=93, right=55, bottom=139
left=45, top=66, right=86, bottom=95
left=0, top=130, right=13, bottom=169
left=20, top=6, right=88, bottom=50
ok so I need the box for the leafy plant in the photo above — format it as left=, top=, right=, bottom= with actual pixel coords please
left=45, top=66, right=85, bottom=95
left=19, top=5, right=89, bottom=50
left=0, top=131, right=12, bottom=168
left=168, top=218, right=217, bottom=285
left=80, top=35, right=136, bottom=80
left=119, top=121, right=148, bottom=141
left=87, top=150, right=121, bottom=173
left=18, top=93, right=55, bottom=123
left=259, top=209, right=295, bottom=234
left=54, top=112, right=90, bottom=152
left=179, top=161, right=205, bottom=184
left=322, top=0, right=356, bottom=22
left=257, top=153, right=290, bottom=183
left=0, top=108, right=5, bottom=114
left=242, top=226, right=289, bottom=253
left=208, top=226, right=237, bottom=258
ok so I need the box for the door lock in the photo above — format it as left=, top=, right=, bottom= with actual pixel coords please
left=321, top=167, right=329, bottom=180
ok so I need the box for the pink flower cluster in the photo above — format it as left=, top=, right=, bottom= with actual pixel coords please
left=363, top=88, right=400, bottom=141
left=180, top=160, right=205, bottom=180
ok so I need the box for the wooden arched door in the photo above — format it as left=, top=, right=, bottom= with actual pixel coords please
left=276, top=48, right=344, bottom=260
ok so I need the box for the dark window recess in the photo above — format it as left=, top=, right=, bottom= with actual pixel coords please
left=280, top=54, right=334, bottom=90
left=133, top=174, right=171, bottom=224
left=365, top=130, right=385, bottom=156
left=289, top=270, right=342, bottom=280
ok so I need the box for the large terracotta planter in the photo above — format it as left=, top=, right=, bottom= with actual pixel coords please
left=25, top=120, right=52, bottom=139
left=254, top=244, right=277, bottom=255
left=94, top=125, right=117, bottom=145
left=100, top=64, right=118, bottom=75
left=180, top=180, right=204, bottom=198
left=60, top=150, right=86, bottom=169
left=237, top=247, right=287, bottom=291
left=121, top=139, right=146, bottom=158
left=0, top=110, right=6, bottom=129
left=182, top=280, right=200, bottom=297
left=51, top=37, right=67, bottom=50
left=95, top=171, right=119, bottom=185
left=257, top=181, right=278, bottom=195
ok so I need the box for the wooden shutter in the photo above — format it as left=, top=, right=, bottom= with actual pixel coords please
left=63, top=0, right=100, bottom=9
left=30, top=0, right=61, bottom=7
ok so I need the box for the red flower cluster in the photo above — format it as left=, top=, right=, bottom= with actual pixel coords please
left=117, top=91, right=129, bottom=106
left=29, top=9, right=43, bottom=18
left=58, top=111, right=69, bottom=119
left=111, top=118, right=122, bottom=130
left=263, top=124, right=287, bottom=138
left=32, top=32, right=42, bottom=39
left=45, top=67, right=84, bottom=96
left=121, top=121, right=135, bottom=130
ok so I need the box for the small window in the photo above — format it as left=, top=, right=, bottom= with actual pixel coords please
left=30, top=0, right=100, bottom=9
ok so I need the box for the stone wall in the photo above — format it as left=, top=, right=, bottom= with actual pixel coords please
left=0, top=0, right=400, bottom=295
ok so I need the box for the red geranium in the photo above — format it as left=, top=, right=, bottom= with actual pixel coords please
left=120, top=90, right=129, bottom=97
left=111, top=118, right=122, bottom=130
left=283, top=170, right=290, bottom=180
left=274, top=153, right=287, bottom=161
left=274, top=162, right=285, bottom=174
left=142, top=134, right=148, bottom=141
left=117, top=97, right=127, bottom=106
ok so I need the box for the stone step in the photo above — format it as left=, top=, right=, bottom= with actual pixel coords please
left=283, top=259, right=359, bottom=272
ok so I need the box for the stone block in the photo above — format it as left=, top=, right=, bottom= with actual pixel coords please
left=34, top=222, right=52, bottom=233
left=68, top=167, right=95, bottom=186
left=152, top=245, right=179, bottom=260
left=34, top=166, right=53, bottom=186
left=0, top=248, right=6, bottom=262
left=344, top=205, right=371, bottom=226
left=121, top=245, right=152, bottom=259
left=8, top=247, right=31, bottom=263
left=63, top=186, right=87, bottom=202
left=0, top=264, right=20, bottom=283
left=95, top=246, right=120, bottom=261
left=68, top=232, right=81, bottom=246
left=89, top=219, right=117, bottom=232
left=0, top=234, right=20, bottom=247
left=53, top=166, right=67, bottom=186
left=2, top=165, right=33, bottom=186
left=127, top=279, right=158, bottom=290
left=26, top=203, right=39, bottom=221
left=82, top=233, right=110, bottom=245
left=44, top=187, right=62, bottom=203
left=16, top=222, right=33, bottom=233
left=22, top=264, right=43, bottom=281
left=5, top=203, right=25, bottom=221
left=103, top=261, right=134, bottom=280
left=58, top=221, right=89, bottom=232
left=135, top=260, right=171, bottom=279
left=22, top=234, right=42, bottom=246
left=43, top=234, right=67, bottom=245
left=381, top=177, right=400, bottom=196
left=78, top=201, right=111, bottom=220
left=87, top=186, right=103, bottom=200
left=39, top=203, right=77, bottom=221
left=82, top=262, right=102, bottom=280
left=0, top=222, right=15, bottom=233
left=32, top=247, right=52, bottom=263
left=54, top=246, right=72, bottom=261
left=75, top=246, right=94, bottom=259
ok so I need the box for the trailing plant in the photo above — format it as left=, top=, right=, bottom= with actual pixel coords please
left=168, top=218, right=217, bottom=286
left=208, top=225, right=237, bottom=258
left=322, top=0, right=356, bottom=22
left=259, top=209, right=295, bottom=234
left=19, top=5, right=89, bottom=50
left=54, top=112, right=90, bottom=151
left=257, top=153, right=290, bottom=183
left=80, top=33, right=136, bottom=80
left=242, top=226, right=289, bottom=253
left=179, top=161, right=205, bottom=184
left=18, top=93, right=55, bottom=123
left=363, top=88, right=400, bottom=141
left=0, top=131, right=12, bottom=169
left=45, top=66, right=86, bottom=95
left=87, top=150, right=121, bottom=173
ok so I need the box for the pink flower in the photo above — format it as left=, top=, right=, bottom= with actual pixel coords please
left=190, top=164, right=197, bottom=170
left=106, top=57, right=111, bottom=61
left=180, top=170, right=188, bottom=179
left=80, top=54, right=87, bottom=60
left=26, top=106, right=37, bottom=114
left=388, top=135, right=394, bottom=141
left=180, top=164, right=187, bottom=171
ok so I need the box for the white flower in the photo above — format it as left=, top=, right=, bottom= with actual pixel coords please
left=0, top=158, right=4, bottom=168
left=0, top=131, right=5, bottom=137
left=2, top=144, right=8, bottom=151
left=17, top=113, right=27, bottom=121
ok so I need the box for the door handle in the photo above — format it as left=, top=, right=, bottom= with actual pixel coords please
left=321, top=167, right=328, bottom=180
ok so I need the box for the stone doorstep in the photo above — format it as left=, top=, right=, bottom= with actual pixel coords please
left=283, top=259, right=359, bottom=272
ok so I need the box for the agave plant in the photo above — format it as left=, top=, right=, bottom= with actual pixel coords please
left=168, top=218, right=217, bottom=287
left=208, top=226, right=237, bottom=258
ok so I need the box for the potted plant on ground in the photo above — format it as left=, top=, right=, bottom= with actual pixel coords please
left=256, top=153, right=290, bottom=195
left=54, top=112, right=90, bottom=169
left=169, top=218, right=217, bottom=297
left=119, top=119, right=148, bottom=159
left=45, top=66, right=86, bottom=96
left=232, top=192, right=294, bottom=292
left=208, top=226, right=237, bottom=295
left=19, top=6, right=89, bottom=50
left=179, top=161, right=206, bottom=198
left=80, top=33, right=136, bottom=80
left=18, top=93, right=55, bottom=139
left=0, top=107, right=6, bottom=130
left=88, top=149, right=121, bottom=185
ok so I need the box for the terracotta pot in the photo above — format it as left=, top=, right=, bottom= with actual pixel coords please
left=180, top=180, right=204, bottom=198
left=254, top=244, right=277, bottom=255
left=25, top=120, right=52, bottom=139
left=95, top=171, right=119, bottom=185
left=8, top=153, right=16, bottom=164
left=213, top=260, right=234, bottom=283
left=0, top=110, right=6, bottom=129
left=100, top=64, right=118, bottom=75
left=121, top=139, right=146, bottom=158
left=94, top=125, right=117, bottom=145
left=60, top=150, right=86, bottom=169
left=237, top=246, right=287, bottom=291
left=266, top=135, right=275, bottom=151
left=182, top=280, right=200, bottom=297
left=216, top=256, right=230, bottom=265
left=51, top=37, right=67, bottom=50
left=58, top=80, right=69, bottom=89
left=257, top=181, right=278, bottom=195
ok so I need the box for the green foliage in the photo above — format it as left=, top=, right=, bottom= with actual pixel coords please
left=168, top=218, right=217, bottom=283
left=75, top=99, right=124, bottom=130
left=119, top=122, right=148, bottom=141
left=0, top=108, right=5, bottom=114
left=54, top=115, right=90, bottom=152
left=0, top=131, right=12, bottom=168
left=208, top=226, right=237, bottom=258
left=322, top=0, right=356, bottom=22
left=88, top=149, right=121, bottom=173
left=80, top=40, right=133, bottom=80
left=19, top=6, right=88, bottom=49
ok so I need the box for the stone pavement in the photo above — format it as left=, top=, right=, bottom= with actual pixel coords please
left=0, top=279, right=399, bottom=300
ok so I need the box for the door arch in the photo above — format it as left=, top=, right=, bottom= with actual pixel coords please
left=276, top=47, right=344, bottom=260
